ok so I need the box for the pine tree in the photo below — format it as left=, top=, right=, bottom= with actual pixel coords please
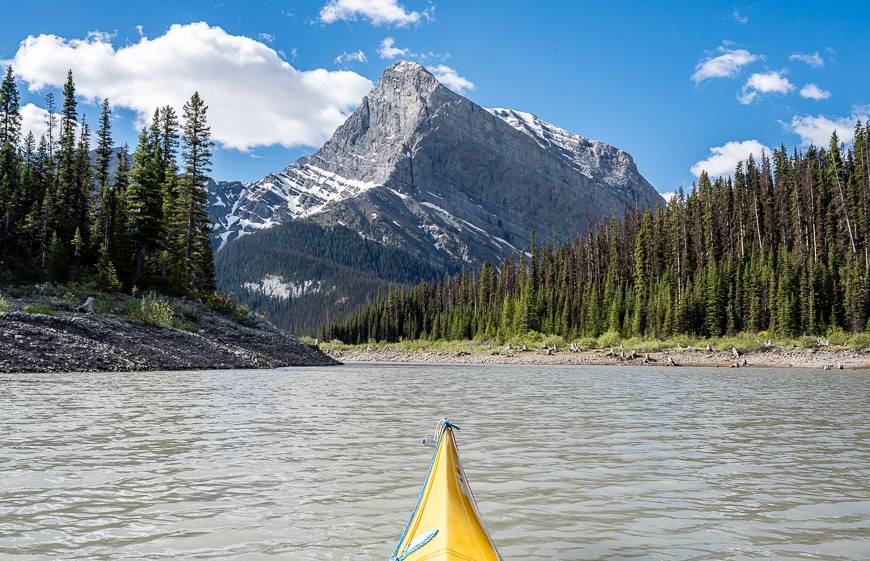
left=0, top=66, right=21, bottom=145
left=0, top=65, right=22, bottom=262
left=126, top=127, right=163, bottom=285
left=55, top=70, right=79, bottom=258
left=94, top=98, right=114, bottom=253
left=112, top=145, right=132, bottom=282
left=178, top=92, right=215, bottom=293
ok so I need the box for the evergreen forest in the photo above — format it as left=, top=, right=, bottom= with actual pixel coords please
left=0, top=66, right=216, bottom=296
left=323, top=127, right=870, bottom=344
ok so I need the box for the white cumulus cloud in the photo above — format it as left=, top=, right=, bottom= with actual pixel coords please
left=320, top=0, right=428, bottom=27
left=788, top=108, right=869, bottom=146
left=799, top=83, right=831, bottom=100
left=8, top=23, right=373, bottom=151
left=19, top=102, right=64, bottom=142
left=377, top=37, right=409, bottom=59
left=691, top=139, right=770, bottom=178
left=335, top=50, right=367, bottom=64
left=692, top=46, right=760, bottom=82
left=427, top=64, right=474, bottom=93
left=789, top=52, right=824, bottom=68
left=738, top=71, right=794, bottom=104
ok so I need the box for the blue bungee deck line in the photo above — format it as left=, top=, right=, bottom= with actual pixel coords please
left=388, top=419, right=458, bottom=561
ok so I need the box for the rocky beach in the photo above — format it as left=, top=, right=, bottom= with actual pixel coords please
left=325, top=345, right=870, bottom=369
left=0, top=290, right=337, bottom=373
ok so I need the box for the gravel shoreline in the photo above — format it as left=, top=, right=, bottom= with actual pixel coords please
left=0, top=294, right=337, bottom=373
left=326, top=346, right=870, bottom=369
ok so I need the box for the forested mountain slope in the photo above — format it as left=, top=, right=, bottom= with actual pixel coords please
left=214, top=220, right=444, bottom=333
left=323, top=129, right=870, bottom=343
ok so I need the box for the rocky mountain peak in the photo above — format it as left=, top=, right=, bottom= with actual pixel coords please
left=210, top=61, right=662, bottom=265
left=209, top=62, right=664, bottom=332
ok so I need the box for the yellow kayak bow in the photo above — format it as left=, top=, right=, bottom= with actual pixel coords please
left=389, top=419, right=503, bottom=561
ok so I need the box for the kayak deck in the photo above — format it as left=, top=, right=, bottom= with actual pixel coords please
left=389, top=420, right=502, bottom=561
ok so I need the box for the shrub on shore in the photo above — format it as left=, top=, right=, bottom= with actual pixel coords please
left=22, top=302, right=55, bottom=316
left=126, top=294, right=174, bottom=328
left=0, top=295, right=12, bottom=316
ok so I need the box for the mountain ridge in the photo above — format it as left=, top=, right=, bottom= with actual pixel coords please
left=208, top=61, right=664, bottom=333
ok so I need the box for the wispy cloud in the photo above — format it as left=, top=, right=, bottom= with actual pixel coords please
left=789, top=52, right=824, bottom=68
left=731, top=10, right=748, bottom=24
left=320, top=0, right=430, bottom=27
left=788, top=107, right=869, bottom=146
left=691, top=139, right=770, bottom=178
left=799, top=83, right=831, bottom=101
left=692, top=45, right=760, bottom=83
left=738, top=71, right=794, bottom=104
left=335, top=50, right=367, bottom=64
left=258, top=33, right=275, bottom=43
left=377, top=37, right=409, bottom=59
left=427, top=64, right=474, bottom=93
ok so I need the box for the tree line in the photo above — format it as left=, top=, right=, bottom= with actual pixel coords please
left=322, top=126, right=870, bottom=343
left=0, top=66, right=215, bottom=295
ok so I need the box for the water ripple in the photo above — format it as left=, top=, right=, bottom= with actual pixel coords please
left=1, top=364, right=868, bottom=560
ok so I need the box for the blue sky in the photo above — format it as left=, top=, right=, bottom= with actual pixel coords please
left=1, top=0, right=868, bottom=195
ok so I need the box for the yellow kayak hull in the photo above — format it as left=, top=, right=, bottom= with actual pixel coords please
left=389, top=420, right=502, bottom=561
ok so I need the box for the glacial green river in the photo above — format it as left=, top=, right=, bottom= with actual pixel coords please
left=1, top=364, right=868, bottom=560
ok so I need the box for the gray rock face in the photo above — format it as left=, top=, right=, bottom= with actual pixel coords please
left=212, top=60, right=663, bottom=265
left=206, top=178, right=245, bottom=249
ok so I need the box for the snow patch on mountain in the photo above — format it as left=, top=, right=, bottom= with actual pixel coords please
left=486, top=108, right=639, bottom=190
left=242, top=274, right=325, bottom=300
left=214, top=159, right=382, bottom=249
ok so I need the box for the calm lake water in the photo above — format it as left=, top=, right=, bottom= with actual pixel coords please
left=1, top=364, right=868, bottom=560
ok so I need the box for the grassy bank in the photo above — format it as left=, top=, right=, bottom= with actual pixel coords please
left=0, top=282, right=258, bottom=331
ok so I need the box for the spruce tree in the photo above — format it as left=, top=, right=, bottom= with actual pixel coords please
left=126, top=127, right=163, bottom=285
left=94, top=98, right=114, bottom=252
left=0, top=66, right=21, bottom=146
left=55, top=70, right=78, bottom=255
left=0, top=65, right=22, bottom=260
left=178, top=92, right=215, bottom=293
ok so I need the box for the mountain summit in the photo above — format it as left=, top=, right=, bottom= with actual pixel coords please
left=213, top=61, right=661, bottom=260
left=210, top=61, right=663, bottom=331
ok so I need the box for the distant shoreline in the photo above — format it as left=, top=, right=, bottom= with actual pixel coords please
left=324, top=346, right=870, bottom=369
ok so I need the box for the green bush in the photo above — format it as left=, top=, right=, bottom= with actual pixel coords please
left=93, top=296, right=117, bottom=315
left=825, top=326, right=849, bottom=347
left=574, top=336, right=598, bottom=350
left=596, top=330, right=621, bottom=348
left=542, top=334, right=566, bottom=349
left=174, top=301, right=201, bottom=322
left=797, top=335, right=820, bottom=349
left=23, top=302, right=55, bottom=316
left=126, top=294, right=174, bottom=328
left=231, top=304, right=256, bottom=326
left=0, top=295, right=12, bottom=315
left=204, top=292, right=238, bottom=315
left=847, top=332, right=870, bottom=350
